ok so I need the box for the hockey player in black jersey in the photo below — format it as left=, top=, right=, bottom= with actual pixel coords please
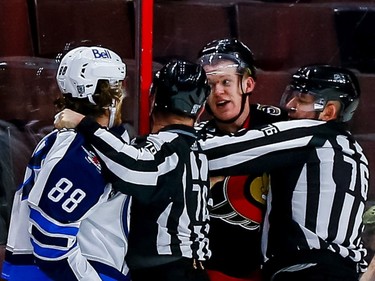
left=196, top=38, right=288, bottom=281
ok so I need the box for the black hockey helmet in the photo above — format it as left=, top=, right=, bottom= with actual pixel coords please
left=150, top=60, right=210, bottom=118
left=197, top=38, right=256, bottom=78
left=280, top=65, right=360, bottom=122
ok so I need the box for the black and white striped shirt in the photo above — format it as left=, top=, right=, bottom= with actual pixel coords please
left=200, top=119, right=369, bottom=273
left=76, top=117, right=211, bottom=270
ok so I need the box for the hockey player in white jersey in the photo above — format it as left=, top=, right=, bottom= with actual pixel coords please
left=1, top=46, right=131, bottom=281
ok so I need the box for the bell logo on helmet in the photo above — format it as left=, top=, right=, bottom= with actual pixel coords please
left=92, top=48, right=112, bottom=59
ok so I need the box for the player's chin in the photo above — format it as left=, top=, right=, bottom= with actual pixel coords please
left=213, top=106, right=235, bottom=118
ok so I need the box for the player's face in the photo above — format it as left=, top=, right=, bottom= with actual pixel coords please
left=204, top=61, right=246, bottom=121
left=282, top=90, right=319, bottom=119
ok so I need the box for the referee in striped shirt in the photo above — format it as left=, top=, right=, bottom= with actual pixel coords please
left=55, top=59, right=212, bottom=281
left=203, top=65, right=368, bottom=281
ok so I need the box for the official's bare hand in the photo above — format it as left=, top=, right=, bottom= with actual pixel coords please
left=54, top=109, right=85, bottom=129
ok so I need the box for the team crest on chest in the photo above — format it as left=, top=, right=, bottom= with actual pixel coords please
left=210, top=173, right=269, bottom=230
left=82, top=146, right=102, bottom=171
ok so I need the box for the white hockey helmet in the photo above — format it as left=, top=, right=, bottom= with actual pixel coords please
left=56, top=46, right=126, bottom=104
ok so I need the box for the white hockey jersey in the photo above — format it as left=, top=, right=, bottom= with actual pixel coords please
left=2, top=129, right=131, bottom=281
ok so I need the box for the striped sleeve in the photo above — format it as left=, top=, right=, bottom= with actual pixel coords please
left=77, top=117, right=180, bottom=200
left=200, top=119, right=329, bottom=175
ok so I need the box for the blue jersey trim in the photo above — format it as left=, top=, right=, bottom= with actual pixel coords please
left=30, top=208, right=78, bottom=236
left=1, top=262, right=53, bottom=281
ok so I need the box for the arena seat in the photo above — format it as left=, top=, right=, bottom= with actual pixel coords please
left=348, top=73, right=375, bottom=135
left=0, top=57, right=59, bottom=120
left=0, top=56, right=60, bottom=149
left=334, top=6, right=375, bottom=73
left=0, top=0, right=34, bottom=56
left=121, top=59, right=163, bottom=134
left=235, top=2, right=340, bottom=71
left=32, top=0, right=135, bottom=59
left=153, top=1, right=236, bottom=64
left=288, top=0, right=375, bottom=3
left=251, top=69, right=292, bottom=106
left=346, top=72, right=375, bottom=200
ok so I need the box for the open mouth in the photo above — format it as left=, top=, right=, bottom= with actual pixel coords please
left=216, top=100, right=230, bottom=107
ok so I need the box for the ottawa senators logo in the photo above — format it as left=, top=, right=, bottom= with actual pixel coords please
left=210, top=173, right=269, bottom=230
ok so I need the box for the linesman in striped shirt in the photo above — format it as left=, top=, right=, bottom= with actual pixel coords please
left=55, top=59, right=212, bottom=281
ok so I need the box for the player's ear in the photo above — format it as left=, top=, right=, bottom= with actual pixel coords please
left=319, top=101, right=340, bottom=121
left=244, top=76, right=256, bottom=93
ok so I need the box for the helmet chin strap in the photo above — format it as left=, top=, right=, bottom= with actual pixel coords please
left=88, top=95, right=97, bottom=105
left=107, top=98, right=117, bottom=128
left=213, top=92, right=251, bottom=124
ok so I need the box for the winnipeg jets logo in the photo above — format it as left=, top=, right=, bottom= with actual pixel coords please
left=82, top=146, right=102, bottom=171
